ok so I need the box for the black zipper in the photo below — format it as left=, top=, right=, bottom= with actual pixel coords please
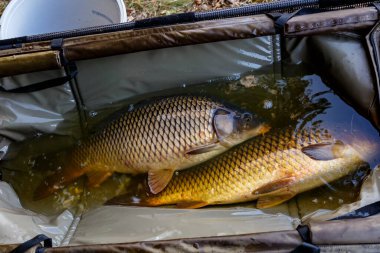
left=0, top=0, right=377, bottom=46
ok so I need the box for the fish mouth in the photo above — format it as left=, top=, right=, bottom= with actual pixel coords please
left=230, top=122, right=271, bottom=144
left=245, top=123, right=271, bottom=138
left=219, top=122, right=271, bottom=148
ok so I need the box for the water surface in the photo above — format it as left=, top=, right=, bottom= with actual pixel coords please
left=1, top=67, right=379, bottom=218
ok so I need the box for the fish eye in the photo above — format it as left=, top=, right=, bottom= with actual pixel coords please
left=242, top=113, right=252, bottom=122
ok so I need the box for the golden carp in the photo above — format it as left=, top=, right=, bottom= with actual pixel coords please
left=115, top=128, right=369, bottom=209
left=34, top=96, right=269, bottom=200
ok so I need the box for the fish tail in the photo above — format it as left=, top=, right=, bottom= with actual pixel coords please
left=33, top=163, right=89, bottom=200
left=105, top=175, right=162, bottom=207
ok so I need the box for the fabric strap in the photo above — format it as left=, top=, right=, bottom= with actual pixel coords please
left=0, top=38, right=77, bottom=93
left=0, top=70, right=77, bottom=93
left=9, top=234, right=52, bottom=253
left=296, top=224, right=312, bottom=243
left=267, top=8, right=324, bottom=34
left=332, top=201, right=380, bottom=220
left=290, top=225, right=320, bottom=253
left=291, top=201, right=380, bottom=252
left=372, top=2, right=380, bottom=11
left=291, top=242, right=320, bottom=253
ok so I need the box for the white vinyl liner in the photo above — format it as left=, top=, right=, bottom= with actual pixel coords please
left=75, top=37, right=280, bottom=111
left=59, top=166, right=380, bottom=245
left=0, top=182, right=73, bottom=245
left=1, top=167, right=379, bottom=246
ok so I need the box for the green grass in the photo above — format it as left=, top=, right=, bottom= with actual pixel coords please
left=125, top=0, right=193, bottom=20
left=0, top=0, right=192, bottom=21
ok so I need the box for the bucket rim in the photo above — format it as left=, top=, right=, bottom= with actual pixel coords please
left=0, top=0, right=128, bottom=39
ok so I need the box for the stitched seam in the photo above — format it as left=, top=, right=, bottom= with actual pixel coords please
left=287, top=13, right=377, bottom=33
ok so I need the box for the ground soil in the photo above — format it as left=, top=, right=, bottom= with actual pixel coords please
left=0, top=0, right=272, bottom=21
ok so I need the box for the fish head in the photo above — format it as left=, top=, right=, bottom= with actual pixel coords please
left=213, top=107, right=270, bottom=146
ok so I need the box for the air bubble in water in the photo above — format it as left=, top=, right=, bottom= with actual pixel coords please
left=27, top=159, right=35, bottom=167
left=34, top=132, right=43, bottom=137
left=263, top=100, right=273, bottom=109
left=89, top=111, right=98, bottom=117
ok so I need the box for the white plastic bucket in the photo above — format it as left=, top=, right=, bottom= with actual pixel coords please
left=0, top=0, right=127, bottom=39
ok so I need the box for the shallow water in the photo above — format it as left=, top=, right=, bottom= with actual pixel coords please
left=1, top=67, right=379, bottom=217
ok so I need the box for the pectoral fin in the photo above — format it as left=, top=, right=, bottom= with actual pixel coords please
left=253, top=177, right=297, bottom=209
left=176, top=201, right=208, bottom=209
left=148, top=169, right=175, bottom=194
left=302, top=141, right=346, bottom=161
left=219, top=139, right=234, bottom=148
left=86, top=170, right=113, bottom=187
left=252, top=177, right=296, bottom=195
left=256, top=188, right=296, bottom=209
left=186, top=143, right=219, bottom=155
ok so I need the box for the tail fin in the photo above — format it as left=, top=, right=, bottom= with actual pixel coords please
left=33, top=162, right=89, bottom=200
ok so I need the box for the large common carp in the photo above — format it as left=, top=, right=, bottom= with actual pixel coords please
left=112, top=128, right=370, bottom=209
left=34, top=96, right=269, bottom=200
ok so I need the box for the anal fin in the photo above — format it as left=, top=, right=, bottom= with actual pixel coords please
left=176, top=201, right=208, bottom=209
left=252, top=177, right=296, bottom=195
left=148, top=169, right=175, bottom=194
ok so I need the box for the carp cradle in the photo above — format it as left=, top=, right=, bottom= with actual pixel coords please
left=1, top=0, right=380, bottom=252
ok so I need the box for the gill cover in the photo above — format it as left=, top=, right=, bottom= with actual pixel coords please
left=213, top=108, right=236, bottom=142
